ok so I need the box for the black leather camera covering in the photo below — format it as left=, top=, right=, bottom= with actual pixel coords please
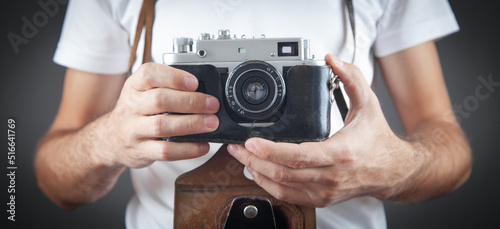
left=166, top=64, right=331, bottom=144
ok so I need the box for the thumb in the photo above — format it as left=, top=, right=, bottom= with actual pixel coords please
left=325, top=54, right=372, bottom=110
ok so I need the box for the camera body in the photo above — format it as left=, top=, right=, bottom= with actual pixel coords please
left=163, top=30, right=332, bottom=144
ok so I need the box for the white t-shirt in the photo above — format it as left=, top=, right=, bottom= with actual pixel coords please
left=54, top=0, right=459, bottom=228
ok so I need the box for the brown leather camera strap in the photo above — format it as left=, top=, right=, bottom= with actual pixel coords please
left=128, top=0, right=156, bottom=72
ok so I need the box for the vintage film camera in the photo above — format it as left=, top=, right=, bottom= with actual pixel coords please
left=163, top=30, right=337, bottom=144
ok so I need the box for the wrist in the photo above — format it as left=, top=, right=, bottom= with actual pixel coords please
left=374, top=134, right=428, bottom=201
left=84, top=111, right=126, bottom=169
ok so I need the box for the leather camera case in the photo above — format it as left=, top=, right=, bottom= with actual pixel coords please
left=174, top=145, right=316, bottom=229
left=167, top=64, right=331, bottom=144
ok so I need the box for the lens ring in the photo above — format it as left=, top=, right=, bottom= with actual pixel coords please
left=233, top=69, right=277, bottom=113
left=225, top=61, right=286, bottom=120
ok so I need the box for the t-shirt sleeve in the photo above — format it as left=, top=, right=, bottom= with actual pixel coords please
left=373, top=0, right=459, bottom=57
left=53, top=0, right=131, bottom=74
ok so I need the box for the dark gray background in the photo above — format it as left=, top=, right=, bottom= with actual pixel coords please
left=1, top=0, right=499, bottom=228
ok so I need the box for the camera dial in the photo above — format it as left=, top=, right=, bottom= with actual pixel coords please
left=225, top=61, right=286, bottom=120
left=172, top=37, right=193, bottom=53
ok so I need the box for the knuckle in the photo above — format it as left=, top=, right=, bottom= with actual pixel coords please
left=352, top=65, right=363, bottom=76
left=185, top=116, right=199, bottom=132
left=187, top=94, right=198, bottom=109
left=291, top=153, right=310, bottom=169
left=346, top=63, right=362, bottom=78
left=120, top=134, right=136, bottom=152
left=152, top=116, right=165, bottom=136
left=166, top=67, right=191, bottom=90
left=125, top=129, right=138, bottom=144
left=158, top=143, right=172, bottom=161
left=252, top=172, right=263, bottom=185
left=315, top=198, right=331, bottom=208
left=291, top=143, right=314, bottom=169
left=332, top=142, right=356, bottom=165
left=257, top=148, right=270, bottom=160
left=140, top=62, right=157, bottom=74
left=150, top=90, right=164, bottom=110
left=113, top=101, right=131, bottom=117
left=120, top=123, right=139, bottom=144
left=136, top=63, right=154, bottom=81
left=317, top=190, right=333, bottom=204
left=271, top=168, right=289, bottom=183
left=273, top=189, right=287, bottom=201
left=326, top=174, right=343, bottom=187
left=291, top=158, right=307, bottom=169
left=339, top=148, right=356, bottom=164
left=192, top=143, right=205, bottom=156
left=245, top=156, right=254, bottom=169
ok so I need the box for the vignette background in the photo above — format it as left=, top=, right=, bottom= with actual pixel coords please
left=1, top=0, right=499, bottom=228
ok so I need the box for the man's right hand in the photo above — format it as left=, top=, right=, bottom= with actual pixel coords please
left=35, top=63, right=219, bottom=209
left=104, top=63, right=220, bottom=168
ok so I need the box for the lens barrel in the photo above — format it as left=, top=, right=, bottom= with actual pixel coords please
left=225, top=61, right=286, bottom=120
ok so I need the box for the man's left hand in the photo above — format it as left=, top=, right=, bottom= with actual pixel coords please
left=227, top=54, right=423, bottom=207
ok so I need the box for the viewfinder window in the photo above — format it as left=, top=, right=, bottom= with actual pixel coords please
left=278, top=42, right=298, bottom=56
left=282, top=46, right=292, bottom=53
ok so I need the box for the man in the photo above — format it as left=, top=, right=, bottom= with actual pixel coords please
left=35, top=0, right=471, bottom=228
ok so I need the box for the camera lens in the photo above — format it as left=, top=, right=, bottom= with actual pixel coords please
left=243, top=78, right=268, bottom=104
left=226, top=61, right=286, bottom=120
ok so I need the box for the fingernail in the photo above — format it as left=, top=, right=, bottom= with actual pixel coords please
left=206, top=97, right=220, bottom=112
left=243, top=166, right=255, bottom=180
left=204, top=115, right=219, bottom=130
left=332, top=56, right=344, bottom=67
left=245, top=141, right=258, bottom=155
left=227, top=144, right=239, bottom=157
left=200, top=143, right=209, bottom=154
left=184, top=76, right=198, bottom=91
left=247, top=166, right=255, bottom=175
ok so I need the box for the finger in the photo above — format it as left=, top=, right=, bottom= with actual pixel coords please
left=136, top=114, right=219, bottom=138
left=138, top=140, right=210, bottom=161
left=229, top=144, right=346, bottom=207
left=139, top=88, right=220, bottom=115
left=243, top=138, right=333, bottom=169
left=128, top=63, right=199, bottom=92
left=245, top=167, right=316, bottom=207
left=251, top=168, right=344, bottom=208
left=325, top=54, right=372, bottom=109
left=227, top=144, right=332, bottom=184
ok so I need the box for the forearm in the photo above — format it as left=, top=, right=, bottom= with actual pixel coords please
left=384, top=119, right=472, bottom=203
left=35, top=112, right=125, bottom=210
left=35, top=65, right=220, bottom=210
left=225, top=54, right=472, bottom=207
